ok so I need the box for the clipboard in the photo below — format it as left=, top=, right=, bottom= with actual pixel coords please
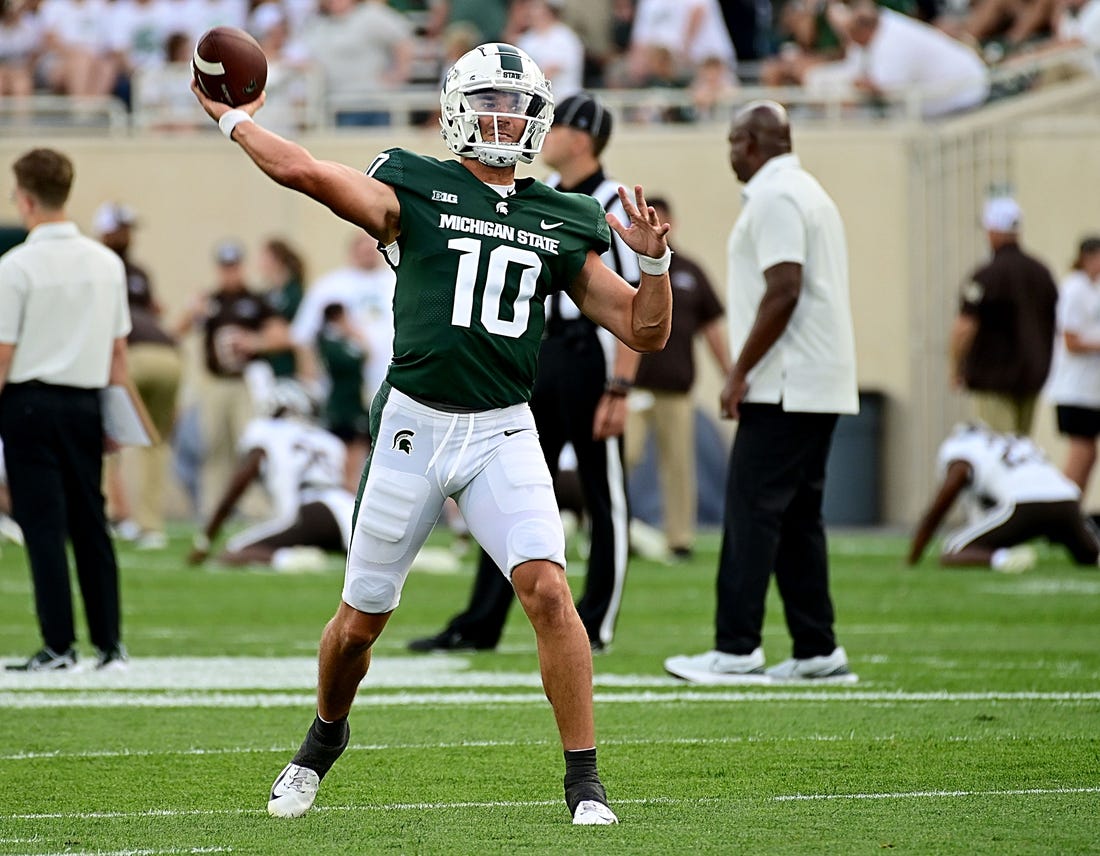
left=100, top=381, right=161, bottom=447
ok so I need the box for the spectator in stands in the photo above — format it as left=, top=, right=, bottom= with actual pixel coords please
left=176, top=0, right=248, bottom=47
left=717, top=0, right=771, bottom=62
left=841, top=0, right=990, bottom=117
left=426, top=0, right=510, bottom=43
left=965, top=0, right=1058, bottom=53
left=625, top=196, right=731, bottom=561
left=507, top=0, right=585, bottom=100
left=257, top=237, right=306, bottom=379
left=950, top=195, right=1058, bottom=435
left=599, top=0, right=636, bottom=87
left=1054, top=0, right=1100, bottom=45
left=0, top=0, right=41, bottom=99
left=690, top=55, right=739, bottom=120
left=108, top=0, right=175, bottom=93
left=298, top=0, right=414, bottom=127
left=247, top=2, right=311, bottom=135
left=1045, top=235, right=1100, bottom=494
left=37, top=0, right=116, bottom=98
left=760, top=0, right=846, bottom=88
left=132, top=30, right=205, bottom=132
left=95, top=202, right=181, bottom=551
left=628, top=0, right=737, bottom=88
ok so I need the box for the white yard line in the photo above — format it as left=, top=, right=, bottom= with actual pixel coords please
left=773, top=786, right=1100, bottom=801
left=2, top=688, right=1100, bottom=709
left=0, top=656, right=676, bottom=691
left=4, top=789, right=1098, bottom=823
left=0, top=733, right=933, bottom=763
left=12, top=849, right=231, bottom=856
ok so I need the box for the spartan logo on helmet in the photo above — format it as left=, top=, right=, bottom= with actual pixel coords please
left=392, top=429, right=415, bottom=454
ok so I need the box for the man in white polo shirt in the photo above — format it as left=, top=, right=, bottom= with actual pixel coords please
left=665, top=101, right=859, bottom=685
left=0, top=148, right=132, bottom=672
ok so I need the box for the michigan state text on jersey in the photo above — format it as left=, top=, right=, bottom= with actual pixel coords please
left=366, top=148, right=609, bottom=409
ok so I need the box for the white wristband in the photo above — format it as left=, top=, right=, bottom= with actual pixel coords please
left=637, top=246, right=672, bottom=276
left=219, top=109, right=254, bottom=140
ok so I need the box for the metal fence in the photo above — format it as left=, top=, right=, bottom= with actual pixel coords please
left=0, top=46, right=1094, bottom=137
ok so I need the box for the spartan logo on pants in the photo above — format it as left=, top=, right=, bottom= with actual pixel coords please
left=392, top=429, right=415, bottom=454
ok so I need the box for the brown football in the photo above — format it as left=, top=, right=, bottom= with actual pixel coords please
left=192, top=26, right=268, bottom=107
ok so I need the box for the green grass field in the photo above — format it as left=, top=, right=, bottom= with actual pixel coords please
left=1, top=527, right=1098, bottom=855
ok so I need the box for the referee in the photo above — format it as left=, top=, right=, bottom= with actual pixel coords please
left=0, top=148, right=132, bottom=672
left=410, top=92, right=640, bottom=653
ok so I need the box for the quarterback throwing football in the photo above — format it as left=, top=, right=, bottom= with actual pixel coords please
left=192, top=42, right=671, bottom=825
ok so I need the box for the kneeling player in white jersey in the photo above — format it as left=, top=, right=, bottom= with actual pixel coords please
left=0, top=439, right=25, bottom=546
left=908, top=423, right=1100, bottom=572
left=187, top=381, right=354, bottom=569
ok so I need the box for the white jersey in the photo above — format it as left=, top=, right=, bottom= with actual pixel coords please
left=237, top=416, right=350, bottom=523
left=936, top=430, right=1080, bottom=514
left=1045, top=270, right=1100, bottom=408
left=291, top=264, right=396, bottom=402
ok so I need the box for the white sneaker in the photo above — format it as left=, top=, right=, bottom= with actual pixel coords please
left=663, top=648, right=769, bottom=684
left=572, top=800, right=619, bottom=825
left=271, top=546, right=329, bottom=573
left=111, top=519, right=142, bottom=542
left=135, top=531, right=167, bottom=550
left=267, top=763, right=320, bottom=818
left=629, top=518, right=669, bottom=562
left=0, top=513, right=23, bottom=546
left=765, top=646, right=858, bottom=684
left=991, top=545, right=1038, bottom=574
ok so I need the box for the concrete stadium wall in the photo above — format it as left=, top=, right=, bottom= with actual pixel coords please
left=2, top=96, right=1098, bottom=524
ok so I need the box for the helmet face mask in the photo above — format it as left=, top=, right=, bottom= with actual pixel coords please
left=440, top=43, right=554, bottom=168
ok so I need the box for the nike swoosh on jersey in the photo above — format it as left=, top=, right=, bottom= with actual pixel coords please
left=503, top=428, right=526, bottom=436
left=541, top=220, right=564, bottom=230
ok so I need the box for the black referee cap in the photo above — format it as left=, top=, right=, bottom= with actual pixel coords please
left=553, top=92, right=613, bottom=145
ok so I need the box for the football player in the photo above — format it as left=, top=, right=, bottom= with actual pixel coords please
left=187, top=380, right=353, bottom=569
left=908, top=422, right=1100, bottom=572
left=0, top=438, right=25, bottom=546
left=192, top=42, right=672, bottom=825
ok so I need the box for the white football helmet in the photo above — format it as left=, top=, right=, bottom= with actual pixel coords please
left=260, top=379, right=316, bottom=420
left=440, top=43, right=554, bottom=168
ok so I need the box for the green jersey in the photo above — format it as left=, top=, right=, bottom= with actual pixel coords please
left=368, top=148, right=610, bottom=409
left=265, top=277, right=304, bottom=377
left=317, top=326, right=368, bottom=430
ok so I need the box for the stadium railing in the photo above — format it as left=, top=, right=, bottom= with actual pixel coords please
left=0, top=95, right=130, bottom=136
left=4, top=45, right=1095, bottom=135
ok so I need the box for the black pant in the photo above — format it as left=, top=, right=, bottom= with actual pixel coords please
left=443, top=328, right=630, bottom=647
left=0, top=383, right=121, bottom=653
left=716, top=403, right=839, bottom=659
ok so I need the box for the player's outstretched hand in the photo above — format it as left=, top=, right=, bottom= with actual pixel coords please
left=190, top=79, right=265, bottom=123
left=606, top=185, right=671, bottom=263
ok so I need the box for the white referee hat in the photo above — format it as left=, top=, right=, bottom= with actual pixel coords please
left=981, top=197, right=1021, bottom=233
left=93, top=202, right=137, bottom=235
